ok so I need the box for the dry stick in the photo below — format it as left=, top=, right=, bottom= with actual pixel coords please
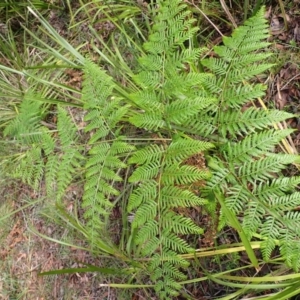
left=278, top=0, right=288, bottom=31
left=280, top=73, right=300, bottom=91
left=187, top=1, right=224, bottom=37
left=219, top=0, right=237, bottom=28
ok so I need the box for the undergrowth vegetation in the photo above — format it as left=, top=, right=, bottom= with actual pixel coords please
left=2, top=0, right=300, bottom=299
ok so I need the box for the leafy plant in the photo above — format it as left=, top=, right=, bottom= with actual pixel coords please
left=2, top=0, right=300, bottom=299
left=200, top=8, right=300, bottom=270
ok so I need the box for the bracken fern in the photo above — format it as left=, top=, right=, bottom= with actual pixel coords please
left=201, top=8, right=300, bottom=269
left=3, top=1, right=300, bottom=299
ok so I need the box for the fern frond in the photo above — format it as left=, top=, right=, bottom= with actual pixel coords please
left=129, top=161, right=161, bottom=182
left=129, top=111, right=165, bottom=130
left=223, top=186, right=250, bottom=215
left=133, top=70, right=164, bottom=89
left=45, top=154, right=59, bottom=197
left=183, top=112, right=217, bottom=137
left=227, top=64, right=274, bottom=84
left=280, top=232, right=300, bottom=270
left=56, top=147, right=83, bottom=200
left=226, top=129, right=294, bottom=163
left=202, top=7, right=272, bottom=110
left=80, top=60, right=135, bottom=248
left=161, top=186, right=207, bottom=209
left=218, top=108, right=293, bottom=138
left=43, top=107, right=84, bottom=201
left=242, top=201, right=265, bottom=238
left=253, top=177, right=300, bottom=200
left=223, top=84, right=267, bottom=108
left=135, top=220, right=159, bottom=245
left=129, top=144, right=165, bottom=165
left=152, top=261, right=187, bottom=281
left=57, top=107, right=77, bottom=148
left=4, top=93, right=43, bottom=144
left=174, top=48, right=206, bottom=64
left=83, top=139, right=129, bottom=235
left=237, top=154, right=299, bottom=184
left=140, top=236, right=160, bottom=256
left=162, top=231, right=194, bottom=253
left=131, top=91, right=164, bottom=111
left=41, top=129, right=56, bottom=156
left=129, top=137, right=206, bottom=298
left=131, top=200, right=157, bottom=228
left=152, top=250, right=190, bottom=268
left=162, top=211, right=203, bottom=234
left=83, top=60, right=114, bottom=109
left=143, top=1, right=197, bottom=55
left=260, top=217, right=280, bottom=260
left=261, top=238, right=277, bottom=262
left=82, top=60, right=129, bottom=142
left=165, top=97, right=216, bottom=125
left=138, top=54, right=163, bottom=71
left=162, top=164, right=209, bottom=185
left=14, top=147, right=44, bottom=190
left=203, top=169, right=229, bottom=195
left=127, top=180, right=158, bottom=212
left=199, top=6, right=300, bottom=271
left=268, top=192, right=300, bottom=211
left=166, top=139, right=213, bottom=163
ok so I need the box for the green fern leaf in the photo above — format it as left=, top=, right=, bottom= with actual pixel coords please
left=56, top=147, right=83, bottom=200
left=129, top=112, right=165, bottom=130
left=260, top=216, right=280, bottom=260
left=162, top=211, right=203, bottom=234
left=127, top=180, right=157, bottom=212
left=4, top=92, right=43, bottom=144
left=161, top=186, right=207, bottom=209
left=129, top=144, right=165, bottom=165
left=14, top=147, right=44, bottom=190
left=218, top=108, right=293, bottom=138
left=226, top=129, right=294, bottom=163
left=81, top=60, right=134, bottom=248
left=166, top=139, right=214, bottom=163
left=237, top=154, right=299, bottom=184
left=242, top=201, right=265, bottom=238
left=57, top=107, right=78, bottom=148
left=131, top=200, right=157, bottom=228
left=45, top=154, right=59, bottom=197
left=165, top=97, right=216, bottom=125
left=135, top=220, right=159, bottom=245
left=129, top=161, right=161, bottom=182
left=162, top=164, right=209, bottom=185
